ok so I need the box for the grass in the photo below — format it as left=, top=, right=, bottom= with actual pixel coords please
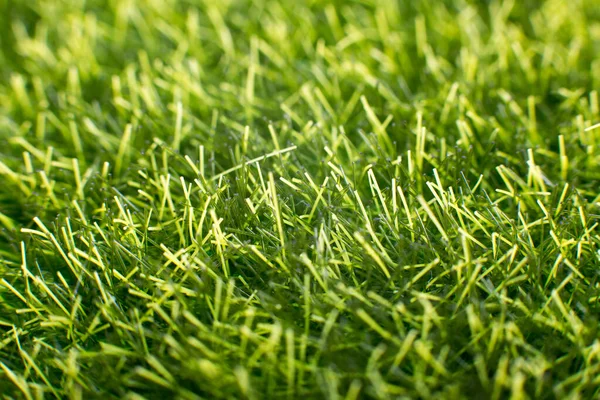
left=0, top=0, right=599, bottom=398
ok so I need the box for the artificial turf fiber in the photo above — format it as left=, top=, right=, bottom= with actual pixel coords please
left=1, top=0, right=600, bottom=399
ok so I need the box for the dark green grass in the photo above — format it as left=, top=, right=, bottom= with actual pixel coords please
left=1, top=0, right=600, bottom=398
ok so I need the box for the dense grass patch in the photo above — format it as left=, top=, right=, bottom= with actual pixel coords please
left=1, top=0, right=600, bottom=398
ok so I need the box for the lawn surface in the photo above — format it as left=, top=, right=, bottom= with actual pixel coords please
left=1, top=0, right=600, bottom=399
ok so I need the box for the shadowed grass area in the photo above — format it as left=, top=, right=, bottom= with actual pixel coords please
left=0, top=0, right=600, bottom=398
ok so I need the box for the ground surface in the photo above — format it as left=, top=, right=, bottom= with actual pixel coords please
left=1, top=0, right=600, bottom=399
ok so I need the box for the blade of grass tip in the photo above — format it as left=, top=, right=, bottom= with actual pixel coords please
left=22, top=151, right=33, bottom=175
left=0, top=278, right=28, bottom=305
left=360, top=95, right=394, bottom=154
left=367, top=169, right=392, bottom=224
left=391, top=330, right=419, bottom=370
left=353, top=232, right=391, bottom=279
left=299, top=253, right=327, bottom=291
left=246, top=37, right=257, bottom=108
left=416, top=195, right=449, bottom=243
left=115, top=123, right=133, bottom=176
left=343, top=380, right=362, bottom=400
left=0, top=362, right=33, bottom=400
left=454, top=262, right=484, bottom=312
left=413, top=340, right=449, bottom=377
left=354, top=190, right=393, bottom=261
left=584, top=122, right=600, bottom=132
left=146, top=355, right=175, bottom=385
left=134, top=367, right=173, bottom=389
left=210, top=209, right=229, bottom=277
left=68, top=119, right=84, bottom=162
left=234, top=366, right=253, bottom=399
left=19, top=349, right=60, bottom=398
left=396, top=184, right=414, bottom=240
left=19, top=242, right=31, bottom=297
left=210, top=145, right=296, bottom=182
left=173, top=101, right=183, bottom=151
left=527, top=96, right=540, bottom=144
left=441, top=82, right=459, bottom=124
left=403, top=258, right=440, bottom=291
left=30, top=217, right=83, bottom=285
left=356, top=308, right=398, bottom=343
left=590, top=91, right=599, bottom=115
left=0, top=161, right=31, bottom=195
left=0, top=211, right=17, bottom=231
left=285, top=328, right=295, bottom=397
left=72, top=158, right=84, bottom=200
left=268, top=172, right=286, bottom=259
left=207, top=5, right=235, bottom=58
left=220, top=279, right=235, bottom=322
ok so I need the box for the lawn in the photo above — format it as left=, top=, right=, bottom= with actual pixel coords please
left=1, top=0, right=600, bottom=398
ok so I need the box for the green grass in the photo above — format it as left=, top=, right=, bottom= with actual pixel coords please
left=0, top=0, right=599, bottom=398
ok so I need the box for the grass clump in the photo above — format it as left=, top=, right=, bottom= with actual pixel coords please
left=1, top=0, right=600, bottom=398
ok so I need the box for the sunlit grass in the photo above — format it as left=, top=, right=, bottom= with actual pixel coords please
left=1, top=0, right=600, bottom=398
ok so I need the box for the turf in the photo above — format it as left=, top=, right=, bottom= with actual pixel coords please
left=0, top=0, right=599, bottom=398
